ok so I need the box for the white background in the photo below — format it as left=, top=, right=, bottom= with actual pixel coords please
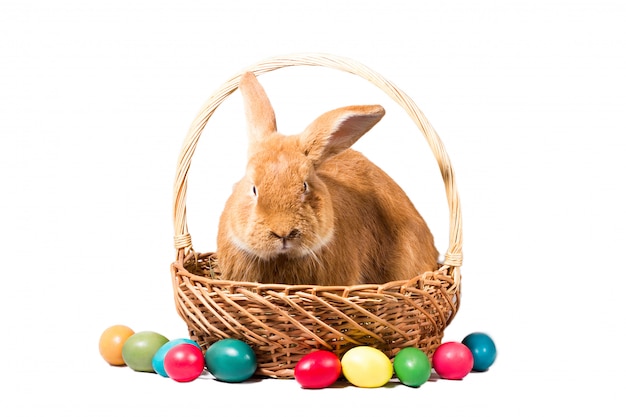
left=1, top=1, right=624, bottom=415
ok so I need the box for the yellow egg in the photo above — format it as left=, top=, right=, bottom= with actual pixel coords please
left=99, top=324, right=135, bottom=366
left=341, top=346, right=393, bottom=388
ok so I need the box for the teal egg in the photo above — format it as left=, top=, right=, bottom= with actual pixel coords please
left=204, top=339, right=257, bottom=383
left=462, top=332, right=497, bottom=372
left=152, top=338, right=201, bottom=377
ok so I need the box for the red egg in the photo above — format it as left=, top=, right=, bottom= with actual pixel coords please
left=294, top=350, right=342, bottom=389
left=432, top=342, right=474, bottom=380
left=163, top=343, right=205, bottom=382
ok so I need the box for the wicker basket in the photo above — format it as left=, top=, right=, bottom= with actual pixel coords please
left=171, top=53, right=463, bottom=379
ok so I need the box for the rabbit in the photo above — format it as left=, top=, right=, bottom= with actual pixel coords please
left=216, top=71, right=439, bottom=286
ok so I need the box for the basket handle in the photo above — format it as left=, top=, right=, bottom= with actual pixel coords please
left=172, top=53, right=463, bottom=284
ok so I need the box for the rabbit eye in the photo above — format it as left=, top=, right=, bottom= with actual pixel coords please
left=252, top=185, right=257, bottom=197
left=303, top=182, right=309, bottom=193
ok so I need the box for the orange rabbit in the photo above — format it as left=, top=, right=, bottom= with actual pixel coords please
left=216, top=72, right=438, bottom=285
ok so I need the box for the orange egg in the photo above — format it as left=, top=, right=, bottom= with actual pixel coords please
left=99, top=325, right=135, bottom=366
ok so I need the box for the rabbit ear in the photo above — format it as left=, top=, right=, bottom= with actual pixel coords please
left=301, top=105, right=385, bottom=163
left=239, top=72, right=277, bottom=151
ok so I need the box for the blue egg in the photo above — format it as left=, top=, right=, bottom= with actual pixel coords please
left=152, top=338, right=201, bottom=377
left=462, top=332, right=497, bottom=372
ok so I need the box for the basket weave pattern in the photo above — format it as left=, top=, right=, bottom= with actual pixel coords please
left=171, top=54, right=463, bottom=378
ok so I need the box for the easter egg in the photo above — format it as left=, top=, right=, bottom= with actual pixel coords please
left=99, top=325, right=135, bottom=366
left=462, top=332, right=497, bottom=372
left=163, top=343, right=205, bottom=382
left=152, top=338, right=201, bottom=377
left=121, top=331, right=169, bottom=372
left=204, top=339, right=257, bottom=383
left=341, top=346, right=393, bottom=388
left=432, top=342, right=474, bottom=380
left=393, top=347, right=432, bottom=387
left=294, top=350, right=342, bottom=389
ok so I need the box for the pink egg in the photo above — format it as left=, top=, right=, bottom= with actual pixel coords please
left=294, top=350, right=342, bottom=389
left=432, top=342, right=474, bottom=380
left=163, top=343, right=205, bottom=382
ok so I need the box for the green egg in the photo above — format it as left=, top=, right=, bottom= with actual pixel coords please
left=121, top=331, right=169, bottom=372
left=393, top=347, right=432, bottom=387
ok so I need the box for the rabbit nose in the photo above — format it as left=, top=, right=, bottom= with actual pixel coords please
left=270, top=229, right=301, bottom=241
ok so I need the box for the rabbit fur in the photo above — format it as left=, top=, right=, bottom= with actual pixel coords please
left=216, top=72, right=438, bottom=286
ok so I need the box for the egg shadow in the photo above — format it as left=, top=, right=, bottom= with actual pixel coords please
left=197, top=370, right=265, bottom=385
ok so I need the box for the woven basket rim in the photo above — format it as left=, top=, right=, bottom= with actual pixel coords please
left=172, top=52, right=463, bottom=287
left=173, top=250, right=457, bottom=292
